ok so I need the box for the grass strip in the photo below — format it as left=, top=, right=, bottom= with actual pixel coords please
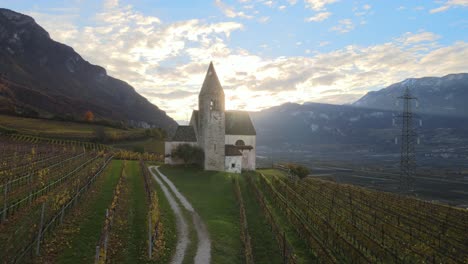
left=35, top=160, right=123, bottom=263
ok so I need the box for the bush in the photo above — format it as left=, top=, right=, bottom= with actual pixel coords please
left=171, top=143, right=204, bottom=167
left=144, top=128, right=167, bottom=140
left=286, top=163, right=310, bottom=179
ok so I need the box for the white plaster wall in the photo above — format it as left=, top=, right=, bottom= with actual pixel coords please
left=225, top=156, right=242, bottom=173
left=225, top=135, right=256, bottom=170
left=164, top=141, right=198, bottom=165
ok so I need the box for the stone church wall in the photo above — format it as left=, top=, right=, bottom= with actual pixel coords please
left=225, top=156, right=242, bottom=173
left=225, top=135, right=256, bottom=170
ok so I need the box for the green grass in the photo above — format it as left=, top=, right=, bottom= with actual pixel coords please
left=0, top=114, right=143, bottom=140
left=182, top=209, right=198, bottom=264
left=57, top=160, right=123, bottom=263
left=39, top=160, right=176, bottom=264
left=104, top=161, right=148, bottom=263
left=126, top=161, right=151, bottom=263
left=238, top=174, right=283, bottom=264
left=147, top=164, right=177, bottom=264
left=254, top=170, right=316, bottom=263
left=159, top=165, right=243, bottom=264
left=107, top=163, right=132, bottom=262
left=258, top=168, right=286, bottom=178
left=113, top=138, right=165, bottom=154
left=36, top=160, right=123, bottom=263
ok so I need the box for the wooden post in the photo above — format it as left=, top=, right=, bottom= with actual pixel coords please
left=95, top=245, right=100, bottom=263
left=104, top=230, right=108, bottom=255
left=60, top=205, right=65, bottom=224
left=74, top=185, right=79, bottom=206
left=148, top=214, right=152, bottom=259
left=282, top=232, right=286, bottom=264
left=36, top=202, right=46, bottom=255
left=2, top=182, right=7, bottom=221
left=102, top=209, right=110, bottom=258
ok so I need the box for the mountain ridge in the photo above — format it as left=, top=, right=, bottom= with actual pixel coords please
left=353, top=73, right=468, bottom=117
left=250, top=73, right=468, bottom=164
left=0, top=8, right=177, bottom=131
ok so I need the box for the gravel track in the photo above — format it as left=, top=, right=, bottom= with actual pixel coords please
left=149, top=166, right=211, bottom=264
left=149, top=166, right=189, bottom=264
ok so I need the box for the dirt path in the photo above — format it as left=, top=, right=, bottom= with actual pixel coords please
left=149, top=166, right=189, bottom=264
left=149, top=166, right=212, bottom=264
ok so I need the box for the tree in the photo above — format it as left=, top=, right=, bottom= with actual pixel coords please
left=84, top=110, right=94, bottom=122
left=144, top=128, right=168, bottom=140
left=171, top=144, right=204, bottom=167
left=286, top=163, right=310, bottom=179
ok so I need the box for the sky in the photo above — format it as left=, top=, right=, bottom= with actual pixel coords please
left=1, top=0, right=468, bottom=123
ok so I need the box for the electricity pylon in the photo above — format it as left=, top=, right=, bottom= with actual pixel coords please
left=397, top=87, right=418, bottom=193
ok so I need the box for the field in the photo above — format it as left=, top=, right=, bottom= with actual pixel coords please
left=112, top=138, right=165, bottom=154
left=155, top=165, right=285, bottom=264
left=247, top=169, right=468, bottom=263
left=1, top=134, right=467, bottom=263
left=0, top=114, right=146, bottom=141
left=0, top=136, right=172, bottom=263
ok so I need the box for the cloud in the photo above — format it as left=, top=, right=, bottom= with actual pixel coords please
left=429, top=0, right=468, bottom=14
left=215, top=0, right=253, bottom=19
left=398, top=31, right=440, bottom=45
left=104, top=0, right=119, bottom=9
left=142, top=90, right=197, bottom=99
left=258, top=16, right=270, bottom=23
left=287, top=0, right=297, bottom=5
left=304, top=0, right=339, bottom=11
left=305, top=12, right=331, bottom=22
left=331, top=19, right=354, bottom=33
left=312, top=73, right=344, bottom=86
left=26, top=3, right=468, bottom=121
left=430, top=0, right=468, bottom=13
left=261, top=1, right=275, bottom=7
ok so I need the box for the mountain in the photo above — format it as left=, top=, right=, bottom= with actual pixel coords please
left=353, top=73, right=468, bottom=117
left=0, top=8, right=177, bottom=131
left=250, top=75, right=468, bottom=167
left=252, top=102, right=392, bottom=146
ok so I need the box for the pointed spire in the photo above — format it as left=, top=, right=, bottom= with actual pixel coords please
left=200, top=61, right=224, bottom=95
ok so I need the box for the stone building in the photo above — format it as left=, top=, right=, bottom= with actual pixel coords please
left=165, top=62, right=256, bottom=173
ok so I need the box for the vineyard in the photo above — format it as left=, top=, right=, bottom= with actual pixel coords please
left=0, top=135, right=169, bottom=263
left=1, top=132, right=467, bottom=264
left=246, top=169, right=468, bottom=263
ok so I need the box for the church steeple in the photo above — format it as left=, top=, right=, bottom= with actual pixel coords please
left=199, top=62, right=225, bottom=112
left=197, top=62, right=226, bottom=171
left=200, top=61, right=225, bottom=96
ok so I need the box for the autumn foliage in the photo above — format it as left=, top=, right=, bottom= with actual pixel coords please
left=84, top=110, right=94, bottom=122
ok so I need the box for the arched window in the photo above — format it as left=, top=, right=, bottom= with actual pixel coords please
left=235, top=140, right=245, bottom=146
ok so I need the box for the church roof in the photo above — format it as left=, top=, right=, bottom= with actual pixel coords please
left=170, top=125, right=197, bottom=142
left=225, top=111, right=256, bottom=135
left=225, top=145, right=242, bottom=156
left=200, top=62, right=224, bottom=96
left=191, top=110, right=256, bottom=136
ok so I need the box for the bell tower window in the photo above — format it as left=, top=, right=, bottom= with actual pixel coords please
left=210, top=99, right=218, bottom=111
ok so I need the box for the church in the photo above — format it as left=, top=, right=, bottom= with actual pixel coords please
left=164, top=62, right=256, bottom=173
